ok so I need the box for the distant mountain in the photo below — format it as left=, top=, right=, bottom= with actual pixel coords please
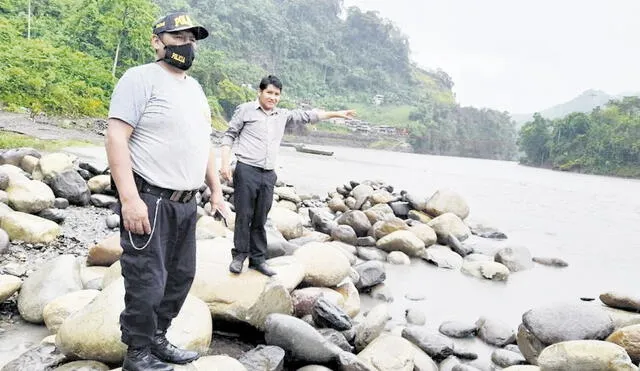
left=512, top=89, right=640, bottom=125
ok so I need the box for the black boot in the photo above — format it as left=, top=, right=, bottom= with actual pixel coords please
left=122, top=347, right=174, bottom=371
left=229, top=255, right=245, bottom=274
left=151, top=330, right=200, bottom=365
left=249, top=262, right=276, bottom=276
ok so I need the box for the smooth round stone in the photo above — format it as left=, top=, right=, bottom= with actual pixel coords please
left=105, top=214, right=119, bottom=229
left=53, top=198, right=69, bottom=209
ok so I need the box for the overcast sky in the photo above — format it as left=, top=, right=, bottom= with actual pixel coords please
left=343, top=0, right=640, bottom=113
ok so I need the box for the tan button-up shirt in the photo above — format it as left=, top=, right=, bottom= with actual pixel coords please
left=221, top=101, right=320, bottom=170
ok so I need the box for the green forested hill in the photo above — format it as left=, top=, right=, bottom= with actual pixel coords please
left=0, top=0, right=517, bottom=160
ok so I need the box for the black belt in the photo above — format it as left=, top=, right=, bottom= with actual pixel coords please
left=134, top=174, right=197, bottom=203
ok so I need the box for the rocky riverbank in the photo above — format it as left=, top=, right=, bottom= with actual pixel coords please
left=1, top=146, right=640, bottom=371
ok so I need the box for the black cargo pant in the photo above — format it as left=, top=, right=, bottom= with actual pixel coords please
left=118, top=190, right=197, bottom=349
left=232, top=161, right=277, bottom=265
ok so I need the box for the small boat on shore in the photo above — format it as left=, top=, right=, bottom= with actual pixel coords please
left=294, top=144, right=334, bottom=156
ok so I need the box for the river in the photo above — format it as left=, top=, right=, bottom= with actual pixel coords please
left=2, top=144, right=639, bottom=369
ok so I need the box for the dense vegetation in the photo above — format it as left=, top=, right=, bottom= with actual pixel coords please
left=0, top=0, right=524, bottom=161
left=518, top=97, right=640, bottom=178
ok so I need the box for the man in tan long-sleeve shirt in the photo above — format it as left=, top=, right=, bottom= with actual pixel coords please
left=220, top=75, right=355, bottom=276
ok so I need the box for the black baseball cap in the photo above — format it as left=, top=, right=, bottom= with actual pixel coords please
left=152, top=12, right=209, bottom=40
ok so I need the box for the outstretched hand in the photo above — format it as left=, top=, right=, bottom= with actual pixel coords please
left=335, top=109, right=357, bottom=119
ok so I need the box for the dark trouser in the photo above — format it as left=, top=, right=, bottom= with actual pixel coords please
left=232, top=161, right=277, bottom=265
left=118, top=191, right=197, bottom=349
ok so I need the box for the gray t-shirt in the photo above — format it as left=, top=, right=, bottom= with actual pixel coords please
left=108, top=63, right=212, bottom=190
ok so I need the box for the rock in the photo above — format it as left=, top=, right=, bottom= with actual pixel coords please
left=476, top=317, right=516, bottom=347
left=461, top=261, right=510, bottom=281
left=1, top=343, right=65, bottom=371
left=328, top=196, right=349, bottom=213
left=0, top=201, right=13, bottom=219
left=238, top=345, right=285, bottom=371
left=522, top=302, right=615, bottom=345
left=423, top=245, right=463, bottom=269
left=278, top=199, right=298, bottom=212
left=53, top=360, right=110, bottom=370
left=269, top=207, right=304, bottom=240
left=53, top=197, right=69, bottom=209
left=439, top=355, right=462, bottom=371
left=90, top=194, right=117, bottom=208
left=297, top=366, right=333, bottom=371
left=601, top=306, right=640, bottom=330
left=354, top=261, right=386, bottom=291
left=18, top=255, right=83, bottom=323
left=451, top=365, right=481, bottom=371
left=370, top=218, right=408, bottom=240
left=389, top=201, right=410, bottom=218
left=80, top=264, right=108, bottom=290
left=105, top=214, right=119, bottom=229
left=356, top=236, right=376, bottom=247
left=405, top=310, right=426, bottom=327
left=357, top=246, right=388, bottom=261
left=2, top=262, right=26, bottom=276
left=189, top=355, right=249, bottom=370
left=351, top=184, right=374, bottom=210
left=49, top=170, right=91, bottom=206
left=327, top=241, right=358, bottom=264
left=388, top=251, right=411, bottom=265
left=0, top=169, right=8, bottom=190
left=425, top=189, right=470, bottom=220
left=267, top=221, right=297, bottom=257
left=537, top=340, right=636, bottom=370
left=445, top=234, right=473, bottom=257
left=491, top=348, right=527, bottom=367
left=312, top=296, right=352, bottom=331
left=600, top=292, right=640, bottom=312
left=502, top=366, right=540, bottom=371
left=55, top=277, right=210, bottom=363
left=408, top=224, right=438, bottom=247
left=32, top=153, right=75, bottom=182
left=468, top=223, right=508, bottom=240
left=344, top=197, right=356, bottom=210
left=370, top=189, right=396, bottom=205
left=334, top=280, right=361, bottom=318
left=0, top=190, right=7, bottom=204
left=309, top=208, right=337, bottom=235
left=0, top=228, right=9, bottom=254
left=19, top=154, right=39, bottom=174
left=370, top=283, right=394, bottom=302
left=196, top=215, right=228, bottom=239
left=77, top=168, right=92, bottom=180
left=319, top=328, right=353, bottom=352
left=1, top=211, right=62, bottom=243
left=452, top=345, right=478, bottom=360
left=0, top=274, right=22, bottom=302
left=402, top=327, right=454, bottom=361
left=405, top=293, right=426, bottom=301
left=87, top=174, right=111, bottom=194
left=43, top=289, right=100, bottom=333
left=516, top=323, right=547, bottom=366
left=532, top=256, right=568, bottom=267
left=87, top=234, right=122, bottom=266
left=606, top=324, right=640, bottom=363
left=6, top=178, right=55, bottom=213
left=495, top=246, right=534, bottom=272
left=294, top=242, right=350, bottom=287
left=428, top=213, right=470, bottom=243
left=376, top=230, right=425, bottom=257
left=0, top=148, right=41, bottom=166
left=331, top=224, right=357, bottom=245
left=408, top=210, right=432, bottom=224
left=355, top=304, right=390, bottom=351
left=358, top=334, right=430, bottom=371
left=264, top=313, right=342, bottom=363
left=291, top=287, right=345, bottom=318
left=364, top=203, right=396, bottom=224
left=337, top=210, right=372, bottom=237
left=189, top=239, right=302, bottom=330
left=439, top=321, right=477, bottom=338
left=275, top=186, right=301, bottom=203
left=37, top=208, right=66, bottom=224
left=464, top=253, right=493, bottom=262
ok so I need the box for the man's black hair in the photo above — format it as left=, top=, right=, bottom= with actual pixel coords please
left=259, top=75, right=283, bottom=91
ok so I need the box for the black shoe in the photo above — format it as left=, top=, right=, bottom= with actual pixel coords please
left=249, top=262, right=276, bottom=276
left=229, top=256, right=245, bottom=274
left=151, top=331, right=200, bottom=365
left=122, top=347, right=174, bottom=371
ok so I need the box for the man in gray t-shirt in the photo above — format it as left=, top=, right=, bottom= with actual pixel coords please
left=105, top=12, right=225, bottom=371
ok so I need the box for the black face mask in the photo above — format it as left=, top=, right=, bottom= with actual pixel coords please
left=159, top=42, right=195, bottom=71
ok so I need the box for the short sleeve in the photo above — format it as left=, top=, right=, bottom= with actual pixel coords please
left=107, top=68, right=150, bottom=128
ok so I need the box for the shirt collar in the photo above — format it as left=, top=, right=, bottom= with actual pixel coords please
left=254, top=100, right=280, bottom=115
